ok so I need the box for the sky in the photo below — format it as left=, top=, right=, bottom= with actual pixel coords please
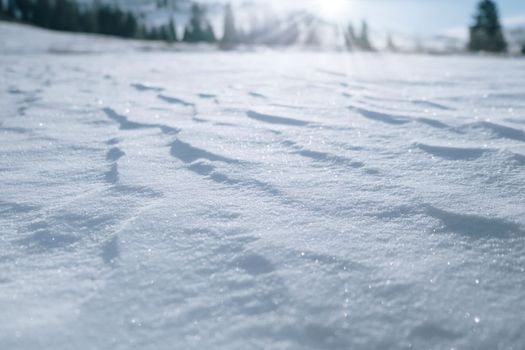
left=222, top=0, right=525, bottom=37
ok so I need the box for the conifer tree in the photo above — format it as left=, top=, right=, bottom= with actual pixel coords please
left=344, top=23, right=356, bottom=50
left=305, top=27, right=320, bottom=47
left=147, top=27, right=157, bottom=40
left=386, top=34, right=396, bottom=52
left=182, top=26, right=190, bottom=41
left=97, top=5, right=125, bottom=36
left=414, top=37, right=424, bottom=53
left=183, top=4, right=215, bottom=43
left=204, top=23, right=216, bottom=42
left=159, top=25, right=168, bottom=41
left=358, top=21, right=373, bottom=51
left=33, top=0, right=53, bottom=28
left=0, top=0, right=4, bottom=17
left=123, top=12, right=138, bottom=37
left=78, top=6, right=98, bottom=33
left=136, top=24, right=147, bottom=39
left=468, top=0, right=507, bottom=52
left=7, top=0, right=17, bottom=18
left=221, top=3, right=236, bottom=45
left=168, top=17, right=177, bottom=42
left=183, top=4, right=200, bottom=42
left=279, top=20, right=299, bottom=46
left=50, top=0, right=78, bottom=31
left=14, top=0, right=33, bottom=21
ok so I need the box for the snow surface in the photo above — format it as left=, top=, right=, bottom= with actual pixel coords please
left=1, top=23, right=525, bottom=350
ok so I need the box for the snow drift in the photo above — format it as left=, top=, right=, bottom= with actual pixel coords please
left=1, top=22, right=525, bottom=350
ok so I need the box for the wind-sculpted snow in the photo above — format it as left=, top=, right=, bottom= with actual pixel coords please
left=157, top=94, right=196, bottom=108
left=460, top=121, right=525, bottom=142
left=353, top=106, right=412, bottom=125
left=247, top=110, right=310, bottom=127
left=1, top=23, right=525, bottom=350
left=103, top=107, right=180, bottom=134
left=131, top=83, right=165, bottom=92
left=415, top=143, right=489, bottom=161
left=425, top=205, right=525, bottom=238
left=170, top=139, right=242, bottom=164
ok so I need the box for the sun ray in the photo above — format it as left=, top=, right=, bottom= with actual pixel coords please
left=315, top=0, right=353, bottom=22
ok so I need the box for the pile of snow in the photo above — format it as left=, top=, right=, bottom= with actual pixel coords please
left=1, top=22, right=525, bottom=350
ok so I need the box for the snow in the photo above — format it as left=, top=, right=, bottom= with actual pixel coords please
left=1, top=22, right=525, bottom=350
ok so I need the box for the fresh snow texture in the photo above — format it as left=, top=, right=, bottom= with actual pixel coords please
left=1, top=23, right=525, bottom=350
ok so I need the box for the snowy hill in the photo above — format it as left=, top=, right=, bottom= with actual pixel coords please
left=1, top=22, right=525, bottom=350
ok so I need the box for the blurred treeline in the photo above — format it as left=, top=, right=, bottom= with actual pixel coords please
left=0, top=0, right=202, bottom=42
left=0, top=0, right=524, bottom=54
left=0, top=0, right=394, bottom=51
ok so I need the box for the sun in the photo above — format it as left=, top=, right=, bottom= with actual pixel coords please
left=316, top=0, right=353, bottom=21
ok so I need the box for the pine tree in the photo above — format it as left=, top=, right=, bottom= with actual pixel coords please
left=0, top=0, right=9, bottom=18
left=14, top=0, right=33, bottom=21
left=33, top=0, right=53, bottom=28
left=50, top=0, right=78, bottom=31
left=468, top=0, right=507, bottom=52
left=522, top=44, right=525, bottom=55
left=182, top=26, right=190, bottom=42
left=183, top=4, right=215, bottom=43
left=136, top=24, right=147, bottom=39
left=221, top=3, right=236, bottom=46
left=123, top=12, right=138, bottom=37
left=168, top=18, right=177, bottom=42
left=358, top=21, right=373, bottom=51
left=159, top=25, right=168, bottom=41
left=279, top=19, right=299, bottom=46
left=204, top=23, right=216, bottom=43
left=97, top=5, right=125, bottom=37
left=147, top=27, right=156, bottom=40
left=386, top=34, right=396, bottom=52
left=305, top=27, right=321, bottom=47
left=95, top=5, right=109, bottom=35
left=146, top=27, right=155, bottom=40
left=114, top=8, right=127, bottom=37
left=184, top=4, right=203, bottom=42
left=7, top=0, right=17, bottom=18
left=414, top=37, right=424, bottom=53
left=344, top=23, right=356, bottom=50
left=78, top=6, right=98, bottom=33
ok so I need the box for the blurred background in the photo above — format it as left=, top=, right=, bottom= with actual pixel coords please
left=1, top=0, right=524, bottom=54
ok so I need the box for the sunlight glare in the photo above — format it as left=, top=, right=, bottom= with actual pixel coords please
left=316, top=0, right=353, bottom=21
